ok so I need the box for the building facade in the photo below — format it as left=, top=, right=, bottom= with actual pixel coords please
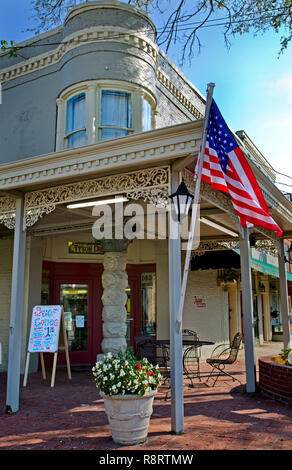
left=0, top=0, right=291, bottom=385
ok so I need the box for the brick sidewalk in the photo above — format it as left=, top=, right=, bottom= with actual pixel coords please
left=0, top=342, right=291, bottom=451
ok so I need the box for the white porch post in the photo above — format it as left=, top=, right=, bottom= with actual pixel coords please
left=168, top=170, right=184, bottom=434
left=240, top=228, right=257, bottom=393
left=278, top=239, right=291, bottom=348
left=6, top=198, right=26, bottom=413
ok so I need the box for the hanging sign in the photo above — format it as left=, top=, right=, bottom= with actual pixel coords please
left=68, top=241, right=103, bottom=255
left=23, top=305, right=71, bottom=388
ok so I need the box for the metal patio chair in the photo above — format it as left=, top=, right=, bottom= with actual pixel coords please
left=182, top=329, right=201, bottom=386
left=205, top=332, right=242, bottom=387
left=134, top=332, right=157, bottom=365
left=153, top=340, right=171, bottom=401
left=134, top=332, right=170, bottom=400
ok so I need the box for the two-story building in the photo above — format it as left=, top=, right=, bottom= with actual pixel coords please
left=0, top=0, right=291, bottom=414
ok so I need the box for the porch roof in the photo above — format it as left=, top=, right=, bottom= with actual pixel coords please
left=0, top=120, right=292, bottom=240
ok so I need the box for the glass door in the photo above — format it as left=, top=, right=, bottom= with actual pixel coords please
left=56, top=279, right=95, bottom=365
left=61, top=284, right=89, bottom=353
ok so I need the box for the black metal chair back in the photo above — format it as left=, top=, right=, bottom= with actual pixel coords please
left=227, top=332, right=242, bottom=363
left=134, top=332, right=157, bottom=365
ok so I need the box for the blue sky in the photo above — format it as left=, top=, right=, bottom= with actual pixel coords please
left=1, top=0, right=292, bottom=192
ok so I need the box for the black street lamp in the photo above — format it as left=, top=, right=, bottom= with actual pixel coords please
left=169, top=179, right=194, bottom=223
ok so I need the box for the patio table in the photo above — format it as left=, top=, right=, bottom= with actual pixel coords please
left=155, top=339, right=214, bottom=386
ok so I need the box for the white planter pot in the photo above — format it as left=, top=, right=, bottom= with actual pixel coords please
left=100, top=390, right=157, bottom=445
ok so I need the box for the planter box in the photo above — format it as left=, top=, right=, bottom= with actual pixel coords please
left=259, top=356, right=292, bottom=405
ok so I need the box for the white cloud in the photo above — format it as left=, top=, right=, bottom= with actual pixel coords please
left=273, top=74, right=292, bottom=104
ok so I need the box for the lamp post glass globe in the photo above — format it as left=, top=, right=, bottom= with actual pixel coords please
left=169, top=179, right=194, bottom=223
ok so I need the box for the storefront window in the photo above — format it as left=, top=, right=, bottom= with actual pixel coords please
left=141, top=272, right=156, bottom=336
left=270, top=291, right=282, bottom=334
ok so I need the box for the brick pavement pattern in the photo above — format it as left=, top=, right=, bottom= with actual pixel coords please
left=0, top=342, right=291, bottom=450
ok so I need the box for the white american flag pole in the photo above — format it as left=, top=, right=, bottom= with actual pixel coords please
left=176, top=82, right=216, bottom=332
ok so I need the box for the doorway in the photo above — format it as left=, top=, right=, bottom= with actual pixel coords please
left=42, top=261, right=156, bottom=365
left=42, top=261, right=103, bottom=365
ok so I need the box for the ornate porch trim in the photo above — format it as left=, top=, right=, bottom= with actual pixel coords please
left=0, top=165, right=170, bottom=230
left=191, top=238, right=279, bottom=258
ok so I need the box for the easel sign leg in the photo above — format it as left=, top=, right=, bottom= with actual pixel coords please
left=51, top=352, right=58, bottom=388
left=40, top=352, right=46, bottom=380
left=23, top=352, right=30, bottom=387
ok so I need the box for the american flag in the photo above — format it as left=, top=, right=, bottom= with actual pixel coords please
left=195, top=99, right=283, bottom=237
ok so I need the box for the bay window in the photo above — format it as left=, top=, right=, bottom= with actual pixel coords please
left=56, top=82, right=155, bottom=151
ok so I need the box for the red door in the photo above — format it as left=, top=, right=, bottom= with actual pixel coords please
left=42, top=261, right=156, bottom=364
left=43, top=262, right=103, bottom=365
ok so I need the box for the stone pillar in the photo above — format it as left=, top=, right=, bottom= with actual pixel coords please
left=98, top=239, right=131, bottom=358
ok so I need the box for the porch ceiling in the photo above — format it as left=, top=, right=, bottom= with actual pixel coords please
left=19, top=199, right=242, bottom=241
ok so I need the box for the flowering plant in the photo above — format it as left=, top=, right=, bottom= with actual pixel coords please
left=92, top=348, right=163, bottom=396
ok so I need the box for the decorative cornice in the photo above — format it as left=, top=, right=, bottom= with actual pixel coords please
left=0, top=26, right=159, bottom=84
left=0, top=123, right=200, bottom=191
left=0, top=28, right=203, bottom=119
left=157, top=69, right=204, bottom=120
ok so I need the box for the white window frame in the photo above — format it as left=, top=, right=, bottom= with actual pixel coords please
left=56, top=80, right=156, bottom=151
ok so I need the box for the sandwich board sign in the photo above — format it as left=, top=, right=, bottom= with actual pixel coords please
left=23, top=305, right=71, bottom=387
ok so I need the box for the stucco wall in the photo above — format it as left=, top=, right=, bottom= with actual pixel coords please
left=0, top=1, right=204, bottom=164
left=183, top=269, right=229, bottom=359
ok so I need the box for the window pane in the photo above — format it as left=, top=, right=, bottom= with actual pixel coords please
left=101, top=128, right=129, bottom=141
left=66, top=93, right=85, bottom=134
left=142, top=98, right=152, bottom=131
left=101, top=90, right=132, bottom=128
left=67, top=130, right=86, bottom=148
left=141, top=272, right=156, bottom=336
